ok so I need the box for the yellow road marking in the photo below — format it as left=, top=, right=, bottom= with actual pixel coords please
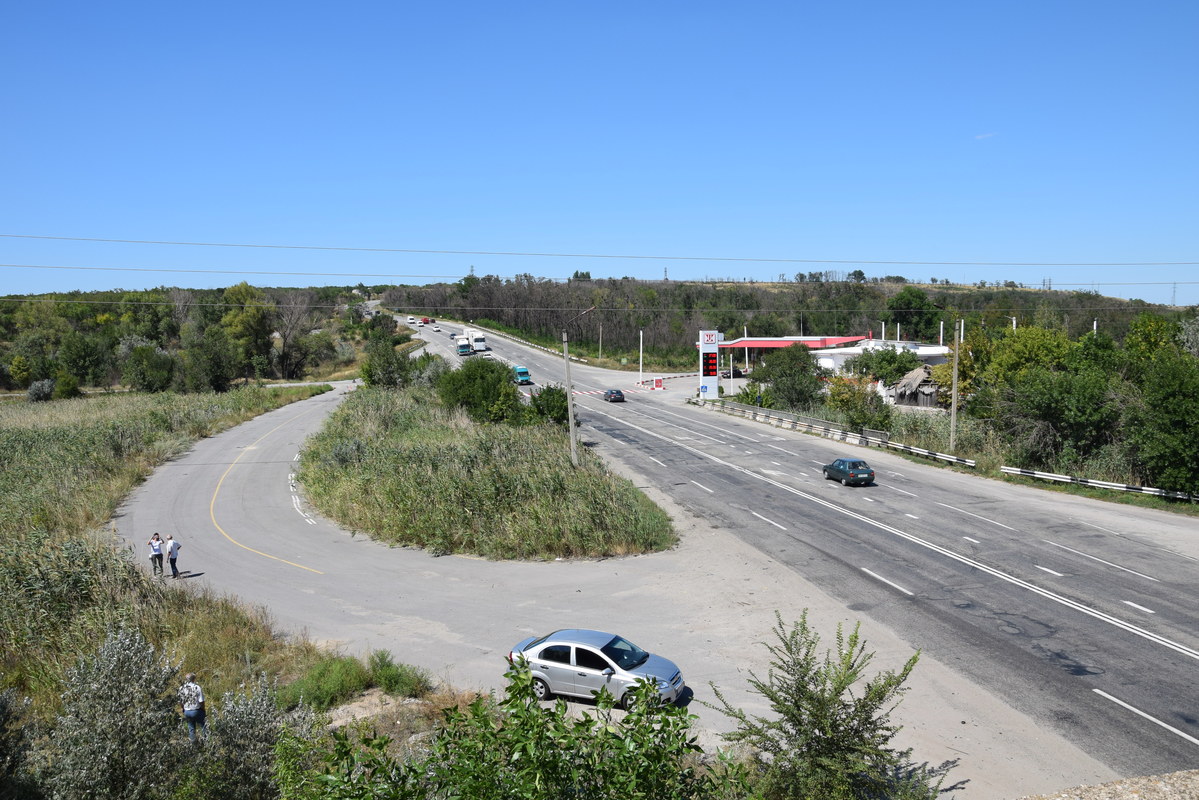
left=209, top=407, right=325, bottom=574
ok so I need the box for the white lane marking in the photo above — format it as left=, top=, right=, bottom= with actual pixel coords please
left=1093, top=690, right=1199, bottom=747
left=1035, top=565, right=1065, bottom=577
left=762, top=469, right=789, bottom=477
left=905, top=513, right=919, bottom=519
left=863, top=497, right=875, bottom=503
left=883, top=484, right=918, bottom=497
left=637, top=404, right=761, bottom=442
left=771, top=461, right=782, bottom=465
left=306, top=518, right=317, bottom=525
left=935, top=502, right=1017, bottom=531
left=691, top=480, right=714, bottom=493
left=588, top=407, right=1199, bottom=663
left=293, top=453, right=300, bottom=461
left=745, top=450, right=753, bottom=454
left=1044, top=541, right=1160, bottom=582
left=1079, top=520, right=1123, bottom=536
left=861, top=568, right=914, bottom=596
left=767, top=444, right=800, bottom=457
left=810, top=460, right=824, bottom=466
left=963, top=536, right=981, bottom=544
left=1123, top=601, right=1156, bottom=614
left=648, top=456, right=667, bottom=467
left=751, top=511, right=787, bottom=530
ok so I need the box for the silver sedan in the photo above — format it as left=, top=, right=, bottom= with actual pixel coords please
left=508, top=628, right=685, bottom=706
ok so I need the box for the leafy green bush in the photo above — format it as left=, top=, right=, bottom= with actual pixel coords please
left=25, top=379, right=54, bottom=402
left=368, top=650, right=432, bottom=697
left=280, top=654, right=371, bottom=711
left=710, top=612, right=958, bottom=800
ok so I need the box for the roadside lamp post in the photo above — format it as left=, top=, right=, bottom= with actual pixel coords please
left=562, top=306, right=596, bottom=467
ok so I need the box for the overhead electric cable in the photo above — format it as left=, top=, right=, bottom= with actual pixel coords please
left=1, top=233, right=1195, bottom=268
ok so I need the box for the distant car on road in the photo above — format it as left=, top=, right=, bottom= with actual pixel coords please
left=720, top=367, right=745, bottom=378
left=822, top=458, right=875, bottom=486
left=602, top=389, right=625, bottom=402
left=507, top=629, right=685, bottom=707
left=432, top=325, right=441, bottom=332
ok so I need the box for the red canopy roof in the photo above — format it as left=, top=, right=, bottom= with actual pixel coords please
left=718, top=336, right=867, bottom=349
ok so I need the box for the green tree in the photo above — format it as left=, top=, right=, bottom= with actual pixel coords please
left=221, top=282, right=275, bottom=379
left=1127, top=349, right=1199, bottom=494
left=842, top=346, right=923, bottom=386
left=360, top=334, right=412, bottom=388
left=178, top=322, right=239, bottom=392
left=437, top=357, right=525, bottom=423
left=755, top=344, right=826, bottom=410
left=57, top=330, right=114, bottom=387
left=122, top=345, right=175, bottom=392
left=998, top=366, right=1120, bottom=469
left=827, top=376, right=892, bottom=432
left=885, top=286, right=939, bottom=342
left=1124, top=312, right=1180, bottom=373
left=710, top=612, right=956, bottom=800
left=529, top=384, right=570, bottom=425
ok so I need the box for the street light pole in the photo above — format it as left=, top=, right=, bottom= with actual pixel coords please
left=562, top=306, right=596, bottom=467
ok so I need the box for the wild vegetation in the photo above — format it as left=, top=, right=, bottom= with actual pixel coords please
left=299, top=382, right=674, bottom=559
left=0, top=386, right=331, bottom=711
left=0, top=283, right=388, bottom=394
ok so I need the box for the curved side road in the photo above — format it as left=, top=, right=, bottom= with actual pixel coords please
left=113, top=381, right=1115, bottom=800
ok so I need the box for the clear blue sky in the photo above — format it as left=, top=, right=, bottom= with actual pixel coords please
left=2, top=1, right=1196, bottom=306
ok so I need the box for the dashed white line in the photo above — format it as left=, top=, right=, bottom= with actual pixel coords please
left=1123, top=601, right=1156, bottom=614
left=1044, top=541, right=1159, bottom=582
left=883, top=484, right=918, bottom=498
left=771, top=461, right=782, bottom=466
left=963, top=536, right=981, bottom=544
left=648, top=456, right=667, bottom=467
left=935, top=502, right=1016, bottom=531
left=862, top=497, right=875, bottom=502
left=691, top=480, right=714, bottom=493
left=861, top=568, right=914, bottom=596
left=751, top=511, right=787, bottom=530
left=1034, top=565, right=1065, bottom=577
left=1093, top=690, right=1199, bottom=747
left=905, top=513, right=919, bottom=519
left=766, top=444, right=800, bottom=457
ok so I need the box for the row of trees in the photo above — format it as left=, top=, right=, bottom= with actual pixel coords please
left=0, top=284, right=375, bottom=395
left=383, top=275, right=1184, bottom=363
left=737, top=313, right=1199, bottom=495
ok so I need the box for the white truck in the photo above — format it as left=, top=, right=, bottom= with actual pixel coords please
left=464, top=328, right=488, bottom=352
left=455, top=336, right=473, bottom=356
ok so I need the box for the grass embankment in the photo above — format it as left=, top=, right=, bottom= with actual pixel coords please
left=0, top=385, right=331, bottom=712
left=299, top=385, right=676, bottom=559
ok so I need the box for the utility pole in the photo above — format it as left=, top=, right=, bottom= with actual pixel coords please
left=562, top=306, right=596, bottom=467
left=598, top=322, right=603, bottom=361
left=639, top=329, right=644, bottom=388
left=950, top=319, right=961, bottom=453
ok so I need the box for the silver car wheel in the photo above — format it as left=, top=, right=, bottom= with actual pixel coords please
left=532, top=678, right=551, bottom=701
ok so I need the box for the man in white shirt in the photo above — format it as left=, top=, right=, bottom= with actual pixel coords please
left=166, top=535, right=182, bottom=578
left=146, top=534, right=164, bottom=577
left=179, top=674, right=206, bottom=742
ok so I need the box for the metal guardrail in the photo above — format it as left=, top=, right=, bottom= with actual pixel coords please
left=1000, top=466, right=1195, bottom=501
left=696, top=399, right=976, bottom=467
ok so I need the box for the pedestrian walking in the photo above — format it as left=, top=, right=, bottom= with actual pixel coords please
left=179, top=673, right=206, bottom=742
left=147, top=533, right=164, bottom=577
left=166, top=535, right=182, bottom=578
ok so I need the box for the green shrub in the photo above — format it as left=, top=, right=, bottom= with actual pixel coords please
left=280, top=654, right=370, bottom=711
left=709, top=612, right=959, bottom=800
left=368, top=650, right=432, bottom=697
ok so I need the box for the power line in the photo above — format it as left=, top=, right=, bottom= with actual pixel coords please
left=2, top=233, right=1195, bottom=268
left=2, top=263, right=1198, bottom=293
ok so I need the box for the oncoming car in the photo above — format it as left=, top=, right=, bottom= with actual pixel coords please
left=822, top=458, right=875, bottom=486
left=508, top=629, right=685, bottom=706
left=602, top=389, right=625, bottom=402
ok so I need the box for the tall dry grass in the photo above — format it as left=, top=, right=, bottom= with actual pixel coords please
left=298, top=386, right=676, bottom=559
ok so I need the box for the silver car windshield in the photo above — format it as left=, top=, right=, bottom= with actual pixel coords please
left=601, top=635, right=649, bottom=669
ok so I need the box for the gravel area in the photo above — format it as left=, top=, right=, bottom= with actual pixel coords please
left=1015, top=770, right=1199, bottom=799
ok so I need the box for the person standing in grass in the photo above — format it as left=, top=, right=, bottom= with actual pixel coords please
left=166, top=535, right=182, bottom=578
left=179, top=673, right=206, bottom=742
left=147, top=533, right=164, bottom=577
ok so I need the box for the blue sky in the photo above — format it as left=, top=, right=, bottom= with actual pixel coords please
left=2, top=1, right=1196, bottom=306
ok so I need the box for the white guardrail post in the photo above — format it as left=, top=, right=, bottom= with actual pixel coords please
left=1000, top=466, right=1194, bottom=501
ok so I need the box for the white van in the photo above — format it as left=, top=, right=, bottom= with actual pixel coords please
left=407, top=316, right=416, bottom=324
